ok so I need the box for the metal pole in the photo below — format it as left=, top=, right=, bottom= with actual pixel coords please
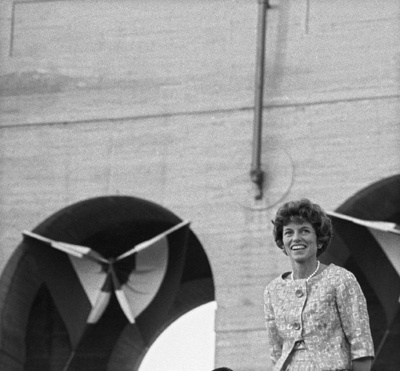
left=250, top=0, right=269, bottom=200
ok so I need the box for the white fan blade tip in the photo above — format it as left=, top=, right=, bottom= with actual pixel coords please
left=116, top=220, right=190, bottom=261
left=170, top=220, right=190, bottom=230
left=22, top=230, right=33, bottom=239
left=115, top=290, right=135, bottom=324
left=22, top=230, right=35, bottom=237
left=87, top=292, right=111, bottom=324
left=110, top=267, right=136, bottom=323
left=22, top=230, right=53, bottom=244
left=22, top=231, right=107, bottom=261
left=328, top=211, right=400, bottom=234
left=327, top=211, right=354, bottom=221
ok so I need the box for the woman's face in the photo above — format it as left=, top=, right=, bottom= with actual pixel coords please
left=282, top=221, right=319, bottom=263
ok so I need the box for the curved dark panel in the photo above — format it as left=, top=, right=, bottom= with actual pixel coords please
left=336, top=174, right=400, bottom=221
left=322, top=175, right=400, bottom=371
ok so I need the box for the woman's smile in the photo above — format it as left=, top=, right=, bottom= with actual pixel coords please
left=291, top=244, right=306, bottom=250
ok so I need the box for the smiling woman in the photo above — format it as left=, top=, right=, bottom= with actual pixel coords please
left=139, top=302, right=217, bottom=371
left=264, top=199, right=374, bottom=371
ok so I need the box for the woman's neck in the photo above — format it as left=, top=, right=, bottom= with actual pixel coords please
left=291, top=260, right=320, bottom=280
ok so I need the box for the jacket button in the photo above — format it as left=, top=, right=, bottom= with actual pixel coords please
left=293, top=322, right=301, bottom=330
left=295, top=289, right=304, bottom=298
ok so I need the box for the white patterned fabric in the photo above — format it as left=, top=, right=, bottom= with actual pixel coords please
left=264, top=264, right=374, bottom=371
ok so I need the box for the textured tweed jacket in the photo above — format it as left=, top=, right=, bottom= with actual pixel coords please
left=264, top=264, right=374, bottom=371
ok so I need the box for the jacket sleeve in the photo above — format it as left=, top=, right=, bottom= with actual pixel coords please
left=264, top=287, right=283, bottom=364
left=335, top=270, right=375, bottom=361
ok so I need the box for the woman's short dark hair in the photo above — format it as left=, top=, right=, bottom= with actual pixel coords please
left=272, top=199, right=332, bottom=256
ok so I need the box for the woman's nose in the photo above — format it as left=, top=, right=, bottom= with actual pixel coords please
left=293, top=231, right=301, bottom=241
